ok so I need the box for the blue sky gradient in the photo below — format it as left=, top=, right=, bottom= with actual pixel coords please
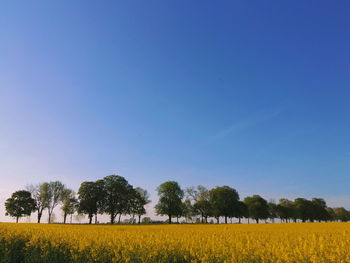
left=1, top=1, right=350, bottom=222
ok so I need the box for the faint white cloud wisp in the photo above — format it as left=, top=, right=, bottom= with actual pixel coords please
left=212, top=109, right=284, bottom=140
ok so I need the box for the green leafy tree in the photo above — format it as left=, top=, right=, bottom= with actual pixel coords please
left=131, top=187, right=151, bottom=224
left=155, top=181, right=184, bottom=224
left=78, top=181, right=105, bottom=224
left=193, top=199, right=212, bottom=223
left=268, top=201, right=278, bottom=223
left=5, top=190, right=36, bottom=223
left=61, top=188, right=78, bottom=224
left=187, top=186, right=212, bottom=223
left=209, top=186, right=240, bottom=224
left=181, top=199, right=196, bottom=223
left=103, top=175, right=134, bottom=224
left=27, top=183, right=50, bottom=223
left=237, top=201, right=248, bottom=223
left=333, top=207, right=350, bottom=222
left=244, top=195, right=269, bottom=224
left=47, top=181, right=65, bottom=223
left=311, top=198, right=329, bottom=222
left=325, top=207, right=336, bottom=222
left=294, top=198, right=314, bottom=222
left=276, top=199, right=295, bottom=223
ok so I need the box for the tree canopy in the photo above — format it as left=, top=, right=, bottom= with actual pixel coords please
left=5, top=190, right=36, bottom=223
left=210, top=186, right=240, bottom=223
left=155, top=181, right=184, bottom=224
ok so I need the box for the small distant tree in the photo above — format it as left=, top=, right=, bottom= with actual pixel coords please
left=141, top=217, right=152, bottom=224
left=155, top=181, right=184, bottom=224
left=244, top=195, right=269, bottom=224
left=5, top=190, right=36, bottom=223
left=47, top=181, right=65, bottom=223
left=61, top=188, right=78, bottom=224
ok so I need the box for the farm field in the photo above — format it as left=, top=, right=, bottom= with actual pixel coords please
left=0, top=223, right=350, bottom=263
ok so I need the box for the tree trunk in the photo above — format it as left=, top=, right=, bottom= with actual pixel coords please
left=224, top=216, right=227, bottom=224
left=216, top=217, right=219, bottom=224
left=95, top=214, right=98, bottom=224
left=239, top=217, right=241, bottom=224
left=256, top=218, right=259, bottom=224
left=118, top=214, right=122, bottom=224
left=205, top=216, right=208, bottom=223
left=63, top=213, right=67, bottom=224
left=16, top=217, right=19, bottom=223
left=37, top=211, right=42, bottom=223
left=89, top=215, right=93, bottom=224
left=48, top=213, right=51, bottom=224
left=110, top=213, right=115, bottom=224
left=248, top=218, right=250, bottom=224
left=138, top=215, right=141, bottom=224
left=168, top=214, right=172, bottom=224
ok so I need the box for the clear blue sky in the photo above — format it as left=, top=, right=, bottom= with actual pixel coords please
left=1, top=1, right=350, bottom=221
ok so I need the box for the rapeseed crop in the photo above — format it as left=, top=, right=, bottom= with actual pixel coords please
left=0, top=222, right=349, bottom=263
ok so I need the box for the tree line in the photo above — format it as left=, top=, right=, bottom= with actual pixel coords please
left=4, top=175, right=350, bottom=224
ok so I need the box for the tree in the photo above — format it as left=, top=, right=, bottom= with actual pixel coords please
left=185, top=185, right=209, bottom=202
left=209, top=186, right=239, bottom=224
left=155, top=181, right=184, bottom=224
left=237, top=201, right=248, bottom=224
left=276, top=199, right=295, bottom=223
left=311, top=198, right=329, bottom=222
left=94, top=179, right=106, bottom=223
left=268, top=201, right=278, bottom=223
left=333, top=207, right=350, bottom=222
left=131, top=187, right=151, bottom=224
left=5, top=190, right=36, bottom=223
left=325, top=207, right=336, bottom=222
left=78, top=181, right=105, bottom=224
left=244, top=195, right=269, bottom=224
left=27, top=183, right=50, bottom=223
left=46, top=181, right=65, bottom=223
left=181, top=199, right=196, bottom=223
left=141, top=217, right=152, bottom=224
left=61, top=188, right=78, bottom=224
left=294, top=198, right=314, bottom=222
left=193, top=199, right=212, bottom=223
left=103, top=175, right=134, bottom=224
left=187, top=186, right=211, bottom=223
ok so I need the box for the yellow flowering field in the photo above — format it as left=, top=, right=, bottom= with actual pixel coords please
left=0, top=222, right=349, bottom=263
